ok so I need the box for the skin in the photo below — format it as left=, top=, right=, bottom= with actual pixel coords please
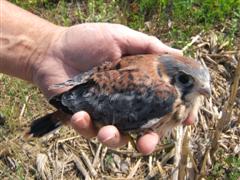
left=0, top=1, right=184, bottom=155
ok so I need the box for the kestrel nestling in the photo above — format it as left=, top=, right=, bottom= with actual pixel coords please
left=27, top=54, right=211, bottom=137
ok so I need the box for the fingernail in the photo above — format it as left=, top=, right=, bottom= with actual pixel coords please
left=102, top=134, right=117, bottom=143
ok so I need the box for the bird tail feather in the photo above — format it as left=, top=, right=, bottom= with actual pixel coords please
left=25, top=111, right=68, bottom=138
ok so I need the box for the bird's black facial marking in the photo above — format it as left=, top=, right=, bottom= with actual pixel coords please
left=171, top=71, right=194, bottom=100
left=176, top=72, right=194, bottom=88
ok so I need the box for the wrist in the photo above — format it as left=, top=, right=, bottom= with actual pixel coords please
left=28, top=25, right=66, bottom=83
left=0, top=24, right=62, bottom=82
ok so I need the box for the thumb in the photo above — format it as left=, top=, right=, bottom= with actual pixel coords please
left=146, top=36, right=182, bottom=55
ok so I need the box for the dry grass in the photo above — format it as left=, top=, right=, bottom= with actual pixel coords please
left=1, top=1, right=240, bottom=179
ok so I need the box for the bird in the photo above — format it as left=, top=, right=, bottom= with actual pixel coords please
left=27, top=54, right=211, bottom=138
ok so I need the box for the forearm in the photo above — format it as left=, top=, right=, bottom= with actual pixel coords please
left=0, top=0, right=60, bottom=82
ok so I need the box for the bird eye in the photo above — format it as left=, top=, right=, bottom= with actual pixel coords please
left=176, top=72, right=194, bottom=87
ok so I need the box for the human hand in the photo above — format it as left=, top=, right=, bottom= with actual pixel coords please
left=33, top=23, right=181, bottom=155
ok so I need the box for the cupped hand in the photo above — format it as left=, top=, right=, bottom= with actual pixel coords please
left=33, top=23, right=181, bottom=155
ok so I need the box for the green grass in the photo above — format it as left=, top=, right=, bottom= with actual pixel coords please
left=211, top=155, right=240, bottom=180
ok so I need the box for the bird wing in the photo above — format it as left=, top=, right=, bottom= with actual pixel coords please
left=48, top=61, right=118, bottom=90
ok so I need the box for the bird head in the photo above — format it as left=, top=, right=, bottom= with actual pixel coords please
left=158, top=54, right=211, bottom=124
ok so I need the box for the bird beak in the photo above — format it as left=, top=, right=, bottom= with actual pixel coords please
left=198, top=85, right=211, bottom=97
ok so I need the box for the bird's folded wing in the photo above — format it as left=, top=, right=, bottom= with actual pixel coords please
left=48, top=61, right=118, bottom=90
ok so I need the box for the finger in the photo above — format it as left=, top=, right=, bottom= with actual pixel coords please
left=70, top=111, right=97, bottom=138
left=136, top=131, right=159, bottom=155
left=146, top=36, right=183, bottom=55
left=97, top=125, right=129, bottom=148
